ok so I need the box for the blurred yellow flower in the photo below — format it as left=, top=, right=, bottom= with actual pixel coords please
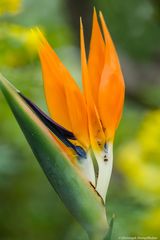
left=116, top=110, right=160, bottom=197
left=7, top=25, right=41, bottom=53
left=138, top=110, right=160, bottom=166
left=0, top=24, right=41, bottom=66
left=142, top=207, right=160, bottom=235
left=0, top=0, right=21, bottom=15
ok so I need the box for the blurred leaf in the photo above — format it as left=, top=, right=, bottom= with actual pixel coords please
left=137, top=84, right=160, bottom=109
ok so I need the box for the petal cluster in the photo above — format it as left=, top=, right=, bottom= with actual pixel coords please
left=38, top=9, right=125, bottom=201
left=39, top=10, right=124, bottom=152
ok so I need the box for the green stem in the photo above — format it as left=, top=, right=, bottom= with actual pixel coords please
left=89, top=214, right=114, bottom=240
left=103, top=215, right=115, bottom=240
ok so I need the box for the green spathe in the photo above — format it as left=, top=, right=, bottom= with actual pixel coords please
left=0, top=73, right=108, bottom=239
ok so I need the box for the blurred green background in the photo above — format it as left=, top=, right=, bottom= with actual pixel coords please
left=0, top=0, right=160, bottom=239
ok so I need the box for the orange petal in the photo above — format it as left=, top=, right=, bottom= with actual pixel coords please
left=65, top=83, right=89, bottom=148
left=38, top=31, right=89, bottom=147
left=98, top=12, right=125, bottom=141
left=99, top=12, right=122, bottom=70
left=88, top=9, right=105, bottom=107
left=80, top=19, right=105, bottom=151
left=39, top=46, right=72, bottom=131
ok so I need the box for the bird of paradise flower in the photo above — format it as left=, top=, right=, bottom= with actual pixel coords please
left=34, top=9, right=125, bottom=201
left=0, top=9, right=125, bottom=239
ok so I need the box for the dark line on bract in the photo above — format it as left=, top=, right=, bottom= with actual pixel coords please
left=18, top=92, right=76, bottom=140
left=18, top=92, right=87, bottom=159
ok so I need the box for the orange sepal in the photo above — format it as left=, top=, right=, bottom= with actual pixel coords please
left=98, top=12, right=125, bottom=141
left=65, top=83, right=89, bottom=149
left=38, top=33, right=72, bottom=131
left=38, top=31, right=89, bottom=148
left=80, top=19, right=105, bottom=151
left=88, top=9, right=105, bottom=107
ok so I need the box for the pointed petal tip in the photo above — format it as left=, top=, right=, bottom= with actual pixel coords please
left=80, top=17, right=83, bottom=30
left=80, top=18, right=86, bottom=61
left=35, top=28, right=44, bottom=40
left=99, top=11, right=112, bottom=45
left=93, top=6, right=97, bottom=15
left=35, top=28, right=51, bottom=53
left=99, top=11, right=107, bottom=34
left=92, top=8, right=99, bottom=28
left=0, top=73, right=20, bottom=93
left=28, top=27, right=45, bottom=52
left=99, top=10, right=103, bottom=19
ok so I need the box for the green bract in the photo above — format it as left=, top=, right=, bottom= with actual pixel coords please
left=0, top=74, right=110, bottom=239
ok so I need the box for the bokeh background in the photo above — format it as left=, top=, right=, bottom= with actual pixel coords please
left=0, top=0, right=160, bottom=239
